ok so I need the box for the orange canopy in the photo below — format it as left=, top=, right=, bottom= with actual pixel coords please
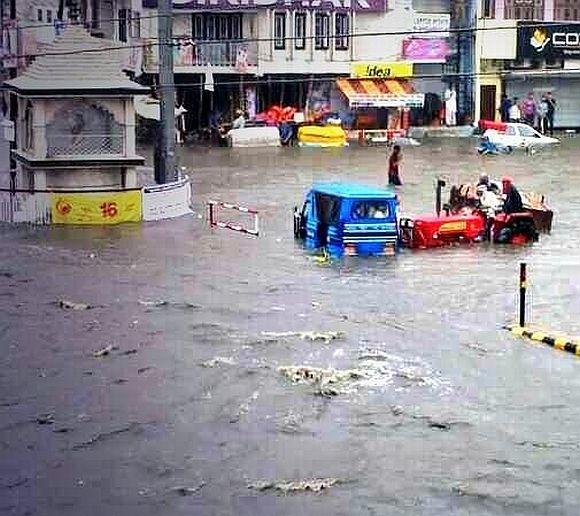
left=337, top=78, right=425, bottom=108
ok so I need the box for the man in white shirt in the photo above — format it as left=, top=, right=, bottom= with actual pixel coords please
left=509, top=98, right=521, bottom=122
left=232, top=109, right=246, bottom=130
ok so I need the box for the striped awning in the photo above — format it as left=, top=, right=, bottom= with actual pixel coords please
left=337, top=78, right=425, bottom=109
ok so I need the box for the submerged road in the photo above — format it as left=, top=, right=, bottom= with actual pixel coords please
left=2, top=138, right=580, bottom=515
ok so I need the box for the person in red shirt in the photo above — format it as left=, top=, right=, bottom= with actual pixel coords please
left=388, top=145, right=402, bottom=186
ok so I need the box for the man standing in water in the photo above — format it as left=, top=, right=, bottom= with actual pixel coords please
left=545, top=91, right=557, bottom=136
left=387, top=145, right=402, bottom=186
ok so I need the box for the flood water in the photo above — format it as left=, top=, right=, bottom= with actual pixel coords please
left=2, top=137, right=580, bottom=515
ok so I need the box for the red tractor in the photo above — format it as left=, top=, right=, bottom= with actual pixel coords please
left=400, top=179, right=545, bottom=249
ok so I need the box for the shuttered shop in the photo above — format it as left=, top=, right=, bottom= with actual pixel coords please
left=505, top=75, right=580, bottom=129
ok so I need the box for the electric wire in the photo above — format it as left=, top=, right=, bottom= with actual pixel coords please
left=3, top=19, right=580, bottom=62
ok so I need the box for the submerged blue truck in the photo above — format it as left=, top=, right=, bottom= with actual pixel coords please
left=293, top=183, right=400, bottom=257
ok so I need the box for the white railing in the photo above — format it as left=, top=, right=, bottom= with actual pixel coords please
left=0, top=191, right=51, bottom=224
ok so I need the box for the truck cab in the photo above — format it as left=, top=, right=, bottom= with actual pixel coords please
left=294, top=183, right=399, bottom=257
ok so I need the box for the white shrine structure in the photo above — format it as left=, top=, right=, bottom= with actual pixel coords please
left=4, top=24, right=149, bottom=191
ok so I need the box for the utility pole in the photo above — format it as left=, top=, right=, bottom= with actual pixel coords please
left=156, top=0, right=176, bottom=184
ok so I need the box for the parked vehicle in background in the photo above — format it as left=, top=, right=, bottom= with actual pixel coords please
left=483, top=123, right=559, bottom=150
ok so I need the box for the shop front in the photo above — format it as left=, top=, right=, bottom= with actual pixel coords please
left=336, top=61, right=425, bottom=144
left=505, top=22, right=580, bottom=129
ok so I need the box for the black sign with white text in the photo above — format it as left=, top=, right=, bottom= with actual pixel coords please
left=518, top=22, right=580, bottom=60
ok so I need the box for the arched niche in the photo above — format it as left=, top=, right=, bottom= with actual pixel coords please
left=46, top=101, right=124, bottom=157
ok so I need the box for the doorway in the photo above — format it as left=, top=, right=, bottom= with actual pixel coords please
left=480, top=85, right=497, bottom=121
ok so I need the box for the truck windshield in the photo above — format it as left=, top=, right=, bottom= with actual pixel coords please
left=352, top=201, right=390, bottom=220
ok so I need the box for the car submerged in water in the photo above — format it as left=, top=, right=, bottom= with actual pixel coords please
left=482, top=122, right=559, bottom=150
left=294, top=182, right=552, bottom=257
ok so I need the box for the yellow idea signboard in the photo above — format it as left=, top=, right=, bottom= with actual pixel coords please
left=350, top=61, right=413, bottom=79
left=51, top=190, right=142, bottom=225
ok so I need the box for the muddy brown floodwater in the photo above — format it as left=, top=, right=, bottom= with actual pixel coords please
left=2, top=138, right=580, bottom=516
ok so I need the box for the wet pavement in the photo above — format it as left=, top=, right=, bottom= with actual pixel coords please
left=2, top=137, right=580, bottom=515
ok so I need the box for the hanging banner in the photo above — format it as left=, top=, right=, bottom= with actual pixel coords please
left=143, top=0, right=386, bottom=11
left=51, top=190, right=142, bottom=225
left=350, top=61, right=413, bottom=78
left=235, top=45, right=248, bottom=72
left=403, top=39, right=450, bottom=63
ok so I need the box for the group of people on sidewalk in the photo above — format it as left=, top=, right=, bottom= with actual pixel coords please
left=499, top=92, right=557, bottom=135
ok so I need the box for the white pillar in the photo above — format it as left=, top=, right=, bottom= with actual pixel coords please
left=35, top=100, right=47, bottom=160
left=544, top=0, right=554, bottom=21
left=495, top=0, right=505, bottom=20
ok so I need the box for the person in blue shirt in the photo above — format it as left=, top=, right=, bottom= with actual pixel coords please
left=499, top=94, right=512, bottom=123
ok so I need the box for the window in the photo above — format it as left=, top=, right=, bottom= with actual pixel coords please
left=207, top=15, right=217, bottom=40
left=315, top=13, right=330, bottom=50
left=118, top=9, right=128, bottom=42
left=230, top=15, right=241, bottom=40
left=191, top=14, right=242, bottom=41
left=37, top=9, right=43, bottom=21
left=315, top=194, right=341, bottom=225
left=482, top=0, right=495, bottom=18
left=519, top=125, right=538, bottom=137
left=335, top=13, right=349, bottom=50
left=294, top=13, right=306, bottom=49
left=130, top=12, right=141, bottom=38
left=505, top=0, right=544, bottom=20
left=352, top=201, right=390, bottom=220
left=274, top=12, right=286, bottom=50
left=193, top=14, right=204, bottom=39
left=46, top=10, right=53, bottom=23
left=218, top=15, right=229, bottom=39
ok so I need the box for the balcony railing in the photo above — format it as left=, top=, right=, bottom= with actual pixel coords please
left=46, top=134, right=125, bottom=158
left=144, top=39, right=258, bottom=71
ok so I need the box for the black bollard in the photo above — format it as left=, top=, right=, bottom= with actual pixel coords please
left=519, top=262, right=527, bottom=327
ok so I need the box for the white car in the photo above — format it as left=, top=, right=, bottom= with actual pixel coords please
left=484, top=123, right=559, bottom=149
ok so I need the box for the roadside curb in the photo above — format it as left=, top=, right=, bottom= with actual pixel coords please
left=506, top=325, right=580, bottom=356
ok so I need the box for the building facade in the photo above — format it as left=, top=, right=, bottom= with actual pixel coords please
left=3, top=0, right=456, bottom=138
left=1, top=0, right=145, bottom=82
left=140, top=0, right=452, bottom=131
left=462, top=0, right=580, bottom=127
left=4, top=24, right=148, bottom=191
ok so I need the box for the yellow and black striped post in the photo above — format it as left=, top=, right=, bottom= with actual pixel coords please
left=507, top=325, right=580, bottom=356
left=507, top=263, right=580, bottom=357
left=519, top=262, right=526, bottom=327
